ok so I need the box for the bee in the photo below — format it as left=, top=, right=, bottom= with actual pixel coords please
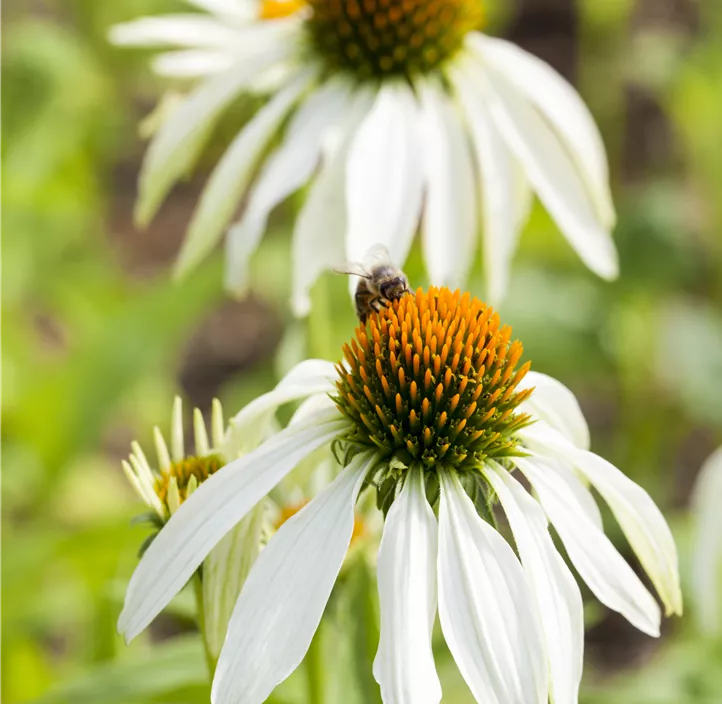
left=336, top=244, right=411, bottom=324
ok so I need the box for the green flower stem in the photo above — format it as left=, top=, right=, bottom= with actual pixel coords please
left=307, top=274, right=336, bottom=361
left=193, top=574, right=218, bottom=680
left=305, top=623, right=326, bottom=704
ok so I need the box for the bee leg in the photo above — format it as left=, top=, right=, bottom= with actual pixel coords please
left=369, top=297, right=383, bottom=312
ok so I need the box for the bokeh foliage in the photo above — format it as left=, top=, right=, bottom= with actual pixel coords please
left=2, top=0, right=722, bottom=702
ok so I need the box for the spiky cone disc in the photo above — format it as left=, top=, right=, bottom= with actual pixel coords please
left=305, top=0, right=484, bottom=81
left=335, top=287, right=533, bottom=480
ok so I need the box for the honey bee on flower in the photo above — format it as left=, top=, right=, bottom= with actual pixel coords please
left=119, top=285, right=680, bottom=704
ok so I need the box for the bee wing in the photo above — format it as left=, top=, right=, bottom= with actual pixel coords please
left=361, top=243, right=395, bottom=270
left=332, top=261, right=370, bottom=278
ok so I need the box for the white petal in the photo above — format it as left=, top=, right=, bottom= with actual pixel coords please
left=469, top=34, right=615, bottom=229
left=437, top=471, right=547, bottom=704
left=547, top=453, right=604, bottom=531
left=691, top=447, right=722, bottom=634
left=290, top=86, right=375, bottom=316
left=373, top=469, right=441, bottom=704
left=151, top=50, right=234, bottom=78
left=516, top=455, right=662, bottom=635
left=135, top=45, right=288, bottom=227
left=117, top=409, right=346, bottom=641
left=175, top=69, right=314, bottom=278
left=484, top=463, right=583, bottom=704
left=418, top=81, right=477, bottom=287
left=203, top=500, right=267, bottom=659
left=212, top=451, right=376, bottom=704
left=225, top=78, right=351, bottom=294
left=345, top=83, right=424, bottom=268
left=224, top=359, right=338, bottom=456
left=517, top=371, right=590, bottom=450
left=289, top=393, right=339, bottom=426
left=475, top=57, right=618, bottom=280
left=524, top=424, right=682, bottom=616
left=109, top=15, right=243, bottom=48
left=450, top=66, right=528, bottom=304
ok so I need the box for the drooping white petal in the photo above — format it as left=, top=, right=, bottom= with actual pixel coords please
left=290, top=86, right=375, bottom=315
left=212, top=451, right=376, bottom=704
left=516, top=455, right=662, bottom=635
left=437, top=471, right=547, bottom=704
left=691, top=447, right=722, bottom=634
left=516, top=371, right=590, bottom=450
left=135, top=43, right=289, bottom=227
left=175, top=69, right=315, bottom=278
left=224, top=359, right=339, bottom=456
left=468, top=33, right=615, bottom=229
left=203, top=499, right=267, bottom=659
left=225, top=78, right=351, bottom=294
left=373, top=469, right=441, bottom=704
left=345, top=83, right=424, bottom=269
left=523, top=423, right=682, bottom=616
left=108, top=15, right=244, bottom=48
left=451, top=66, right=529, bottom=304
left=474, top=58, right=618, bottom=280
left=151, top=49, right=234, bottom=78
left=484, top=463, right=583, bottom=704
left=547, top=454, right=604, bottom=531
left=418, top=82, right=477, bottom=287
left=118, top=408, right=347, bottom=642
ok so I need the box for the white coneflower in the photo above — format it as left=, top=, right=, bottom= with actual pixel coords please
left=110, top=0, right=617, bottom=308
left=119, top=287, right=680, bottom=704
left=121, top=396, right=267, bottom=663
left=691, top=446, right=722, bottom=636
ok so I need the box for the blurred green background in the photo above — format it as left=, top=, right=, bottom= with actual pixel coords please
left=2, top=0, right=722, bottom=702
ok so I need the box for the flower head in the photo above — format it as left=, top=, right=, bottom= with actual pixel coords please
left=335, top=287, right=531, bottom=473
left=111, top=0, right=617, bottom=309
left=121, top=396, right=266, bottom=661
left=305, top=0, right=483, bottom=79
left=118, top=288, right=681, bottom=704
left=122, top=396, right=227, bottom=521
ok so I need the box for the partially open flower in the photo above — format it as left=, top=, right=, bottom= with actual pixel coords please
left=121, top=397, right=267, bottom=662
left=110, top=0, right=617, bottom=308
left=119, top=289, right=680, bottom=704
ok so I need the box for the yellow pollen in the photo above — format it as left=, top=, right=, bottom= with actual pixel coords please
left=154, top=454, right=223, bottom=510
left=260, top=0, right=305, bottom=19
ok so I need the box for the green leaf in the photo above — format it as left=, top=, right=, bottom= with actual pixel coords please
left=32, top=637, right=209, bottom=704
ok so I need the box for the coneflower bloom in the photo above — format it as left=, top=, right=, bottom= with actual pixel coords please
left=121, top=396, right=267, bottom=661
left=118, top=288, right=679, bottom=704
left=110, top=0, right=617, bottom=309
